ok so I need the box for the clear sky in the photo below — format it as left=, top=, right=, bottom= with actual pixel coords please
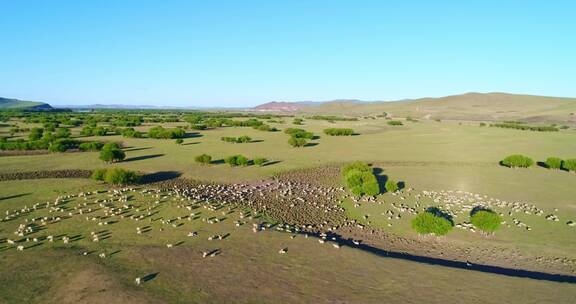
left=1, top=1, right=575, bottom=107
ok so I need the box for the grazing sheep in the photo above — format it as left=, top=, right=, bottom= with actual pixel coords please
left=135, top=277, right=141, bottom=285
left=16, top=245, right=24, bottom=251
left=166, top=243, right=173, bottom=248
left=278, top=248, right=287, bottom=254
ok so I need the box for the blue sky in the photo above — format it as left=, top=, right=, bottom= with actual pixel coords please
left=1, top=1, right=575, bottom=107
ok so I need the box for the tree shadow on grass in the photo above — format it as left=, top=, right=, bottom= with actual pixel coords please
left=140, top=171, right=182, bottom=184
left=124, top=154, right=164, bottom=162
left=372, top=167, right=388, bottom=192
left=304, top=142, right=319, bottom=147
left=0, top=193, right=31, bottom=201
left=372, top=167, right=404, bottom=193
left=426, top=207, right=454, bottom=225
left=123, top=147, right=152, bottom=152
left=470, top=206, right=495, bottom=216
left=142, top=272, right=159, bottom=283
left=262, top=160, right=282, bottom=167
left=183, top=132, right=203, bottom=139
left=301, top=231, right=576, bottom=284
left=181, top=142, right=200, bottom=146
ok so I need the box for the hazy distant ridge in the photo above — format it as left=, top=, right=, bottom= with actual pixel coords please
left=252, top=92, right=576, bottom=124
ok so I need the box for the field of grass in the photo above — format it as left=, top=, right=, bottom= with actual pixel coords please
left=1, top=116, right=576, bottom=302
left=1, top=179, right=575, bottom=303
left=1, top=119, right=575, bottom=183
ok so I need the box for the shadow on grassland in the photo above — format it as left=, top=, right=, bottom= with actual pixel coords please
left=302, top=231, right=576, bottom=284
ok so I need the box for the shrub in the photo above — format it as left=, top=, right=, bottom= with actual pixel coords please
left=288, top=136, right=307, bottom=147
left=324, top=128, right=354, bottom=136
left=562, top=159, right=576, bottom=172
left=221, top=136, right=252, bottom=143
left=225, top=155, right=249, bottom=167
left=342, top=162, right=380, bottom=196
left=48, top=141, right=67, bottom=153
left=148, top=126, right=186, bottom=139
left=411, top=210, right=453, bottom=235
left=360, top=172, right=380, bottom=196
left=237, top=135, right=252, bottom=143
left=91, top=168, right=107, bottom=181
left=102, top=142, right=121, bottom=150
left=284, top=128, right=314, bottom=139
left=48, top=139, right=79, bottom=153
left=175, top=138, right=184, bottom=145
left=195, top=154, right=212, bottom=165
left=385, top=180, right=399, bottom=193
left=490, top=122, right=559, bottom=132
left=256, top=124, right=277, bottom=132
left=342, top=161, right=371, bottom=176
left=253, top=157, right=267, bottom=166
left=99, top=143, right=125, bottom=163
left=190, top=124, right=207, bottom=130
left=387, top=120, right=403, bottom=126
left=122, top=127, right=143, bottom=138
left=28, top=128, right=44, bottom=140
left=79, top=141, right=104, bottom=151
left=544, top=157, right=563, bottom=169
left=236, top=155, right=249, bottom=166
left=470, top=209, right=502, bottom=234
left=500, top=154, right=534, bottom=168
left=55, top=128, right=71, bottom=138
left=103, top=168, right=140, bottom=185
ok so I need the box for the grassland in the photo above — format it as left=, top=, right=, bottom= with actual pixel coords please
left=1, top=114, right=576, bottom=303
left=1, top=179, right=575, bottom=303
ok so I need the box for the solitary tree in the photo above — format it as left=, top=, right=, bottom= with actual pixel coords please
left=470, top=209, right=502, bottom=234
left=195, top=154, right=212, bottom=165
left=411, top=209, right=453, bottom=236
left=500, top=154, right=534, bottom=168
left=288, top=136, right=307, bottom=147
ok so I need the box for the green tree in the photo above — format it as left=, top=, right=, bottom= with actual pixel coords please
left=470, top=209, right=502, bottom=234
left=175, top=138, right=184, bottom=145
left=103, top=168, right=140, bottom=185
left=28, top=128, right=44, bottom=141
left=91, top=168, right=107, bottom=181
left=385, top=180, right=399, bottom=193
left=411, top=210, right=453, bottom=236
left=500, top=154, right=534, bottom=168
left=253, top=157, right=267, bottom=166
left=195, top=154, right=212, bottom=165
left=99, top=143, right=125, bottom=163
left=55, top=128, right=71, bottom=138
left=288, top=136, right=307, bottom=147
left=544, top=157, right=563, bottom=169
left=562, top=159, right=576, bottom=172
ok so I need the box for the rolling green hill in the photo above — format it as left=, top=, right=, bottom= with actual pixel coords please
left=0, top=97, right=53, bottom=110
left=296, top=93, right=576, bottom=124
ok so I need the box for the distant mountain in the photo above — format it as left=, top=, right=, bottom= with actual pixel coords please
left=252, top=100, right=363, bottom=112
left=253, top=101, right=314, bottom=112
left=252, top=93, right=576, bottom=124
left=0, top=97, right=53, bottom=110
